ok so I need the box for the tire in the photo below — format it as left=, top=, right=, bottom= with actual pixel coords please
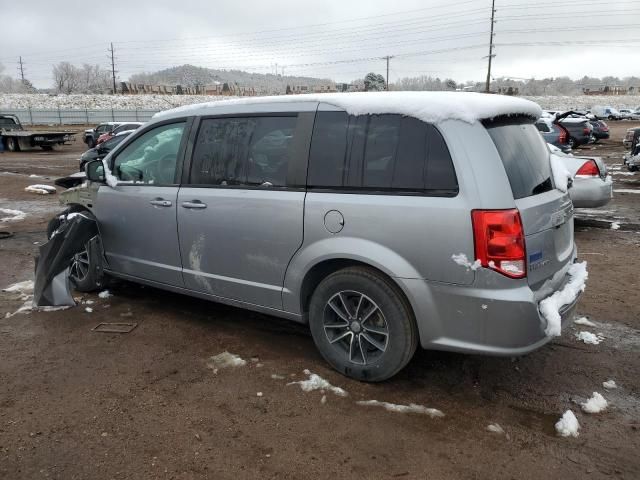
left=41, top=145, right=54, bottom=151
left=86, top=138, right=95, bottom=149
left=6, top=137, right=19, bottom=152
left=568, top=137, right=576, bottom=148
left=308, top=267, right=418, bottom=382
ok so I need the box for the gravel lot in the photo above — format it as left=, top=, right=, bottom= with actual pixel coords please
left=1, top=122, right=639, bottom=479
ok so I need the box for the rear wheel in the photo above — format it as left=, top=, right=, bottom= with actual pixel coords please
left=308, top=267, right=418, bottom=382
left=86, top=138, right=95, bottom=148
left=568, top=137, right=577, bottom=148
left=6, top=137, right=19, bottom=152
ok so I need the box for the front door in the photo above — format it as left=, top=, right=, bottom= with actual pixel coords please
left=96, top=121, right=188, bottom=287
left=177, top=114, right=307, bottom=309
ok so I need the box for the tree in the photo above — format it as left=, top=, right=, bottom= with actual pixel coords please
left=52, top=62, right=80, bottom=94
left=364, top=72, right=385, bottom=91
left=445, top=78, right=457, bottom=90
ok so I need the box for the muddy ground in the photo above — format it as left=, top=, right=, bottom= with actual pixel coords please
left=0, top=122, right=639, bottom=479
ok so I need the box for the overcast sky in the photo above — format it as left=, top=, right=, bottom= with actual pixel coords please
left=1, top=0, right=638, bottom=88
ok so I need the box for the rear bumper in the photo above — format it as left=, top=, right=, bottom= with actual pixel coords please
left=403, top=258, right=582, bottom=356
left=569, top=176, right=613, bottom=208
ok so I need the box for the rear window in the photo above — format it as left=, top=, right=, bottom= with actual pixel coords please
left=307, top=112, right=458, bottom=195
left=485, top=118, right=553, bottom=199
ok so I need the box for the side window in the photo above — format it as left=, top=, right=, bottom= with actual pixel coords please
left=307, top=111, right=349, bottom=187
left=112, top=122, right=185, bottom=184
left=190, top=116, right=297, bottom=187
left=307, top=112, right=457, bottom=194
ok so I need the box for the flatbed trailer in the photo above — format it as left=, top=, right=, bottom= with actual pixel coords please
left=1, top=114, right=75, bottom=151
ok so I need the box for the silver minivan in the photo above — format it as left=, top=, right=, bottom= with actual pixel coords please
left=55, top=93, right=583, bottom=381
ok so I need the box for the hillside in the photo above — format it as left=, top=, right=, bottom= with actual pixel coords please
left=128, top=64, right=331, bottom=95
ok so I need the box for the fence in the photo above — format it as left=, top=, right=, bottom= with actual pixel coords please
left=1, top=108, right=161, bottom=125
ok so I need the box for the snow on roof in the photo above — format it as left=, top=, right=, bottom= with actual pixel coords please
left=152, top=92, right=542, bottom=125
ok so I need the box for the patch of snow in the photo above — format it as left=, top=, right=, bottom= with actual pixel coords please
left=287, top=369, right=347, bottom=397
left=481, top=304, right=488, bottom=310
left=610, top=171, right=635, bottom=176
left=270, top=374, right=285, bottom=380
left=2, top=280, right=34, bottom=294
left=256, top=392, right=263, bottom=397
left=207, top=351, right=246, bottom=371
left=611, top=222, right=620, bottom=230
left=154, top=92, right=542, bottom=125
left=555, top=410, right=580, bottom=437
left=98, top=290, right=113, bottom=299
left=574, top=317, right=597, bottom=328
left=550, top=154, right=573, bottom=193
left=613, top=189, right=640, bottom=194
left=356, top=400, right=444, bottom=418
left=0, top=208, right=26, bottom=223
left=486, top=423, right=505, bottom=434
left=575, top=331, right=604, bottom=345
left=602, top=380, right=617, bottom=390
left=451, top=253, right=481, bottom=271
left=581, top=392, right=608, bottom=413
left=24, top=184, right=56, bottom=195
left=321, top=395, right=327, bottom=404
left=540, top=261, right=589, bottom=337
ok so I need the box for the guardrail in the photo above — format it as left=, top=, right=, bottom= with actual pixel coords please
left=1, top=108, right=161, bottom=125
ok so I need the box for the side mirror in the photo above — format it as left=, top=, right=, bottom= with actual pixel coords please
left=85, top=159, right=105, bottom=183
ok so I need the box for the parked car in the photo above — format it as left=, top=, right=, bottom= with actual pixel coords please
left=548, top=144, right=612, bottom=208
left=591, top=105, right=622, bottom=120
left=555, top=111, right=593, bottom=148
left=618, top=109, right=640, bottom=120
left=589, top=119, right=610, bottom=141
left=95, top=122, right=144, bottom=146
left=79, top=130, right=135, bottom=171
left=623, top=141, right=640, bottom=172
left=623, top=127, right=640, bottom=150
left=536, top=117, right=571, bottom=152
left=50, top=93, right=582, bottom=381
left=83, top=122, right=123, bottom=148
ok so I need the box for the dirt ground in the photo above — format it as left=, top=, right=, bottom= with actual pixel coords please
left=1, top=122, right=639, bottom=480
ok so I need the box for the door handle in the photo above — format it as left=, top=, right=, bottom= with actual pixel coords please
left=149, top=199, right=172, bottom=207
left=181, top=201, right=207, bottom=209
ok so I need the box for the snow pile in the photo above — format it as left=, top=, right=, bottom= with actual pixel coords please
left=98, top=290, right=113, bottom=299
left=486, top=423, right=505, bottom=434
left=85, top=307, right=93, bottom=313
left=24, top=184, right=56, bottom=195
left=2, top=279, right=71, bottom=317
left=575, top=331, right=604, bottom=345
left=550, top=154, right=573, bottom=193
left=451, top=253, right=481, bottom=271
left=581, top=392, right=608, bottom=414
left=0, top=208, right=26, bottom=223
left=555, top=410, right=580, bottom=437
left=540, top=261, right=589, bottom=337
left=610, top=222, right=620, bottom=230
left=356, top=400, right=444, bottom=418
left=287, top=369, right=348, bottom=397
left=207, top=351, right=247, bottom=372
left=602, top=380, right=617, bottom=390
left=574, top=317, right=596, bottom=328
left=154, top=92, right=542, bottom=125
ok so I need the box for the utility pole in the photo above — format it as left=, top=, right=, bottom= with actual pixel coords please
left=485, top=0, right=496, bottom=93
left=109, top=42, right=117, bottom=94
left=18, top=56, right=26, bottom=84
left=383, top=55, right=394, bottom=91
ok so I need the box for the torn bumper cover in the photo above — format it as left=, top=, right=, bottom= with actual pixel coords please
left=33, top=213, right=101, bottom=307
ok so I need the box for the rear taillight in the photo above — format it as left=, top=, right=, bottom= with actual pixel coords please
left=583, top=127, right=591, bottom=135
left=472, top=209, right=526, bottom=279
left=576, top=160, right=600, bottom=177
left=558, top=126, right=568, bottom=144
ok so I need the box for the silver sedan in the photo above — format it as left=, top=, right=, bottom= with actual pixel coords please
left=548, top=143, right=613, bottom=208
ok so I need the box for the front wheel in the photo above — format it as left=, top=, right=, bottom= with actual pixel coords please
left=69, top=241, right=100, bottom=292
left=309, top=267, right=418, bottom=382
left=6, top=137, right=20, bottom=152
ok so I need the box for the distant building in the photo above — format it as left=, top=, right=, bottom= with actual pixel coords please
left=287, top=82, right=338, bottom=94
left=119, top=81, right=256, bottom=96
left=582, top=84, right=637, bottom=95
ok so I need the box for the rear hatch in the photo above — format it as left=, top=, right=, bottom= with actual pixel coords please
left=484, top=117, right=575, bottom=292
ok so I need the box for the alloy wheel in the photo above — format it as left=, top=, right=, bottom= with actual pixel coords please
left=323, top=290, right=389, bottom=365
left=69, top=244, right=90, bottom=284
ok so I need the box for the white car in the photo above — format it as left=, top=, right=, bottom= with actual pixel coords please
left=619, top=109, right=640, bottom=120
left=548, top=144, right=613, bottom=208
